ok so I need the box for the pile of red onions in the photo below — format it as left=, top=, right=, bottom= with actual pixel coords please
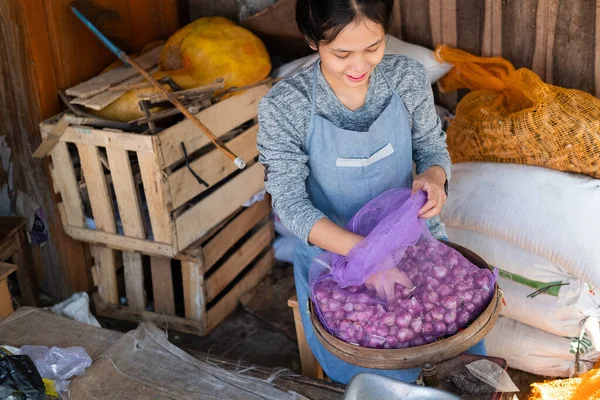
left=312, top=240, right=495, bottom=349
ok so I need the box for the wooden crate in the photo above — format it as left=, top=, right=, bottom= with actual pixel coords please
left=93, top=198, right=275, bottom=335
left=39, top=84, right=269, bottom=260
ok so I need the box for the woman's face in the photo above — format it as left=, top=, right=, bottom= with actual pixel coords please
left=314, top=18, right=386, bottom=89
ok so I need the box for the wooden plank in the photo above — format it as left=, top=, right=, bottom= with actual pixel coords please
left=437, top=0, right=458, bottom=110
left=0, top=279, right=14, bottom=318
left=58, top=126, right=153, bottom=152
left=71, top=66, right=159, bottom=110
left=206, top=249, right=274, bottom=332
left=202, top=199, right=271, bottom=272
left=553, top=0, right=595, bottom=93
left=390, top=0, right=402, bottom=39
left=429, top=0, right=442, bottom=47
left=502, top=0, right=537, bottom=69
left=77, top=143, right=116, bottom=233
left=481, top=0, right=502, bottom=57
left=123, top=251, right=145, bottom=310
left=205, top=222, right=273, bottom=302
left=399, top=0, right=432, bottom=49
left=175, top=162, right=265, bottom=251
left=150, top=257, right=175, bottom=315
left=597, top=0, right=600, bottom=96
left=94, top=293, right=203, bottom=336
left=457, top=0, right=484, bottom=56
left=0, top=262, right=17, bottom=282
left=65, top=226, right=174, bottom=257
left=66, top=46, right=163, bottom=99
left=32, top=115, right=69, bottom=158
left=92, top=245, right=119, bottom=305
left=288, top=296, right=323, bottom=379
left=181, top=259, right=206, bottom=326
left=12, top=231, right=41, bottom=307
left=169, top=125, right=260, bottom=209
left=158, top=85, right=269, bottom=168
left=50, top=142, right=85, bottom=228
left=532, top=0, right=559, bottom=83
left=106, top=148, right=145, bottom=238
left=138, top=151, right=173, bottom=244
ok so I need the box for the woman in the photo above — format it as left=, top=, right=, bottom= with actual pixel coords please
left=257, top=0, right=485, bottom=384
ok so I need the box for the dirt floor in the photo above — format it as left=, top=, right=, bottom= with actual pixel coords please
left=98, top=261, right=545, bottom=399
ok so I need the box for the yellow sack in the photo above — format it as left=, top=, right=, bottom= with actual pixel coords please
left=435, top=45, right=600, bottom=179
left=96, top=17, right=271, bottom=122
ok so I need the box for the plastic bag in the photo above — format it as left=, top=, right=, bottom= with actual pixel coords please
left=310, top=188, right=496, bottom=349
left=19, top=346, right=92, bottom=395
left=0, top=350, right=45, bottom=400
left=465, top=360, right=519, bottom=392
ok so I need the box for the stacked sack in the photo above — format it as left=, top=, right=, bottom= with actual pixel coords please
left=441, top=162, right=600, bottom=377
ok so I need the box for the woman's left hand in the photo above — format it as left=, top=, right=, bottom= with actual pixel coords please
left=412, top=165, right=447, bottom=219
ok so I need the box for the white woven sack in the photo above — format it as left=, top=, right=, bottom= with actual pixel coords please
left=442, top=162, right=600, bottom=288
left=485, top=317, right=600, bottom=378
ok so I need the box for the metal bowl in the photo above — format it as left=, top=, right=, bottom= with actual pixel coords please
left=310, top=241, right=502, bottom=369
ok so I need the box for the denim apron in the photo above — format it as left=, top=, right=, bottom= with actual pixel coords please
left=292, top=62, right=486, bottom=384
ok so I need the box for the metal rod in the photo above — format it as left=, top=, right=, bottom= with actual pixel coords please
left=71, top=7, right=246, bottom=169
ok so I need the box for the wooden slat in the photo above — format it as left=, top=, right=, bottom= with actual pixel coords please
left=138, top=151, right=173, bottom=244
left=175, top=162, right=265, bottom=251
left=41, top=120, right=152, bottom=151
left=66, top=46, right=163, bottom=99
left=71, top=67, right=160, bottom=110
left=106, top=148, right=145, bottom=238
left=481, top=0, right=502, bottom=57
left=205, top=222, right=273, bottom=302
left=0, top=263, right=17, bottom=282
left=0, top=279, right=14, bottom=318
left=169, top=125, right=260, bottom=209
left=182, top=260, right=206, bottom=326
left=429, top=0, right=442, bottom=47
left=288, top=295, right=324, bottom=379
left=553, top=0, right=596, bottom=93
left=65, top=226, right=174, bottom=258
left=501, top=0, right=537, bottom=69
left=150, top=257, right=175, bottom=315
left=532, top=0, right=559, bottom=83
left=431, top=0, right=457, bottom=110
left=400, top=0, right=433, bottom=49
left=390, top=0, right=402, bottom=39
left=123, top=252, right=145, bottom=310
left=50, top=142, right=85, bottom=227
left=92, top=246, right=119, bottom=305
left=93, top=293, right=203, bottom=336
left=32, top=115, right=69, bottom=159
left=206, top=249, right=274, bottom=332
left=596, top=0, right=600, bottom=96
left=441, top=0, right=457, bottom=47
left=77, top=143, right=116, bottom=233
left=202, top=199, right=271, bottom=272
left=158, top=85, right=269, bottom=168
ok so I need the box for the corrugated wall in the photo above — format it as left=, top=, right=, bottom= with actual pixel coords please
left=392, top=0, right=599, bottom=108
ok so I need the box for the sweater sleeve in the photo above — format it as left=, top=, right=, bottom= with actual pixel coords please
left=257, top=95, right=327, bottom=243
left=408, top=64, right=453, bottom=184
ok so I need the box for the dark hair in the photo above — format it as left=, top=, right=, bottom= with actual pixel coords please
left=296, top=0, right=394, bottom=47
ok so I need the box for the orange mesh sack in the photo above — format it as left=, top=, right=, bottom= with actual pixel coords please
left=435, top=45, right=600, bottom=178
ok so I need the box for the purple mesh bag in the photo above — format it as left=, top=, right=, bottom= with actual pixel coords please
left=309, top=188, right=496, bottom=349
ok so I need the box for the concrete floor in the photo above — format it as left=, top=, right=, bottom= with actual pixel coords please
left=98, top=261, right=545, bottom=399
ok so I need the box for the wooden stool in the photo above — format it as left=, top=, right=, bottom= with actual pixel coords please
left=0, top=217, right=40, bottom=306
left=0, top=262, right=18, bottom=317
left=288, top=295, right=324, bottom=379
